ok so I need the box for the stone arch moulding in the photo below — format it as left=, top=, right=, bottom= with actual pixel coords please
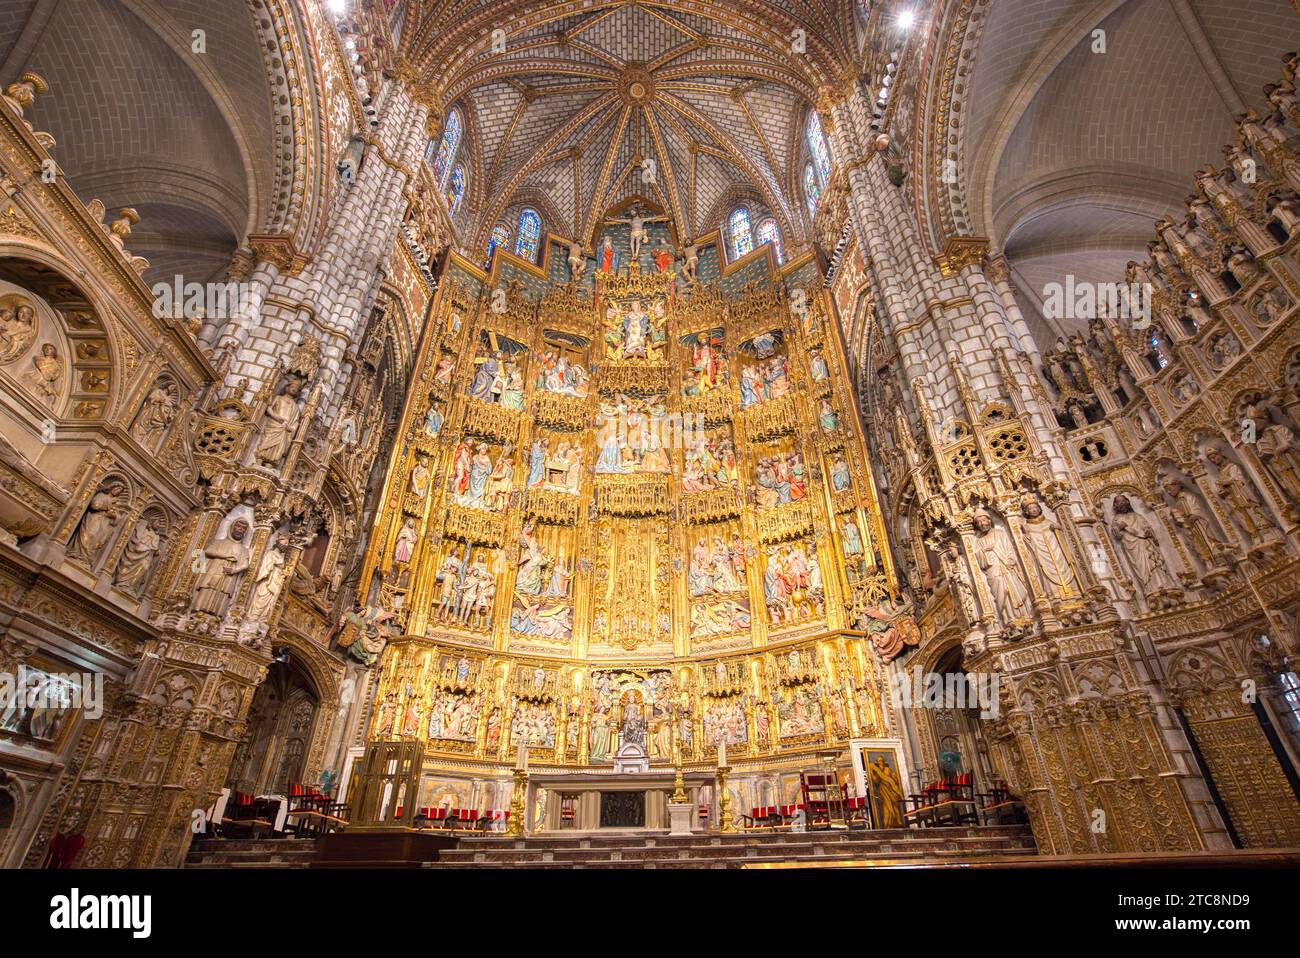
left=265, top=626, right=345, bottom=786
left=0, top=246, right=122, bottom=427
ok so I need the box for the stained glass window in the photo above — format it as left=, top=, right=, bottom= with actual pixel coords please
left=431, top=109, right=462, bottom=187
left=807, top=111, right=832, bottom=185
left=515, top=208, right=541, bottom=262
left=756, top=217, right=783, bottom=263
left=486, top=224, right=510, bottom=267
left=804, top=165, right=821, bottom=217
left=729, top=207, right=753, bottom=260
left=447, top=166, right=465, bottom=214
left=1281, top=670, right=1300, bottom=730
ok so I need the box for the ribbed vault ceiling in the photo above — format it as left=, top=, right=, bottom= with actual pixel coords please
left=401, top=0, right=858, bottom=246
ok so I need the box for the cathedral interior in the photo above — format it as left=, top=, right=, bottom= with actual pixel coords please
left=1, top=0, right=1300, bottom=888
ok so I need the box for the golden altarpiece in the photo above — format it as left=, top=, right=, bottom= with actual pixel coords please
left=357, top=247, right=908, bottom=812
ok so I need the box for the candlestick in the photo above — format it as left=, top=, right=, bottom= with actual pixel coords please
left=717, top=739, right=727, bottom=768
left=516, top=743, right=528, bottom=771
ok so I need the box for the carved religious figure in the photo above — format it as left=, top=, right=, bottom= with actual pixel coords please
left=24, top=343, right=62, bottom=406
left=255, top=376, right=304, bottom=466
left=1248, top=406, right=1300, bottom=504
left=247, top=535, right=289, bottom=621
left=566, top=241, right=585, bottom=281
left=69, top=480, right=126, bottom=565
left=1158, top=473, right=1228, bottom=566
left=1204, top=447, right=1279, bottom=542
left=1108, top=495, right=1180, bottom=597
left=1019, top=493, right=1082, bottom=601
left=113, top=514, right=162, bottom=594
left=192, top=519, right=252, bottom=616
left=605, top=205, right=668, bottom=260
left=393, top=518, right=417, bottom=565
left=0, top=298, right=37, bottom=363
left=131, top=378, right=179, bottom=450
left=971, top=510, right=1031, bottom=626
left=680, top=244, right=699, bottom=283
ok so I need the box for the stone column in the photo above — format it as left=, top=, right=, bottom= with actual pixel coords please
left=226, top=84, right=429, bottom=425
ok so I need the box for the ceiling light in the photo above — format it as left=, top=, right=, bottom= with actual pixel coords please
left=897, top=9, right=916, bottom=29
left=328, top=0, right=346, bottom=14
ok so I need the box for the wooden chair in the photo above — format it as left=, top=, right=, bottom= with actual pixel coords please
left=977, top=778, right=1028, bottom=826
left=903, top=781, right=941, bottom=828
left=221, top=791, right=274, bottom=837
left=907, top=774, right=979, bottom=827
left=286, top=782, right=349, bottom=837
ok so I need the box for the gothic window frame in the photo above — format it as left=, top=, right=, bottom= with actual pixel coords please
left=807, top=111, right=832, bottom=187
left=755, top=216, right=783, bottom=264
left=514, top=207, right=542, bottom=263
left=430, top=108, right=463, bottom=190
left=486, top=223, right=511, bottom=267
left=804, top=164, right=822, bottom=217
left=447, top=165, right=466, bottom=215
left=728, top=206, right=754, bottom=261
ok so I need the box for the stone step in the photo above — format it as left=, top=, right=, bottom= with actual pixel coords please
left=184, top=837, right=319, bottom=868
left=434, top=835, right=1032, bottom=861
left=428, top=826, right=1035, bottom=867
left=448, top=824, right=1028, bottom=851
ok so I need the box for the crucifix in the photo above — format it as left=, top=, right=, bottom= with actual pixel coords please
left=603, top=204, right=670, bottom=260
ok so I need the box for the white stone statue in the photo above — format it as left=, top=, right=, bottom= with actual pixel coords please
left=1248, top=406, right=1300, bottom=503
left=1108, top=495, right=1180, bottom=596
left=255, top=376, right=304, bottom=466
left=971, top=510, right=1031, bottom=626
left=1019, top=493, right=1082, bottom=601
left=192, top=519, right=252, bottom=616
left=1204, top=447, right=1279, bottom=542
left=247, top=535, right=290, bottom=620
left=1158, top=474, right=1228, bottom=566
left=131, top=379, right=179, bottom=450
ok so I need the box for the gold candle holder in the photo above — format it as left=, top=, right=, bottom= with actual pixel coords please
left=506, top=768, right=528, bottom=837
left=717, top=765, right=737, bottom=833
left=672, top=760, right=688, bottom=805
